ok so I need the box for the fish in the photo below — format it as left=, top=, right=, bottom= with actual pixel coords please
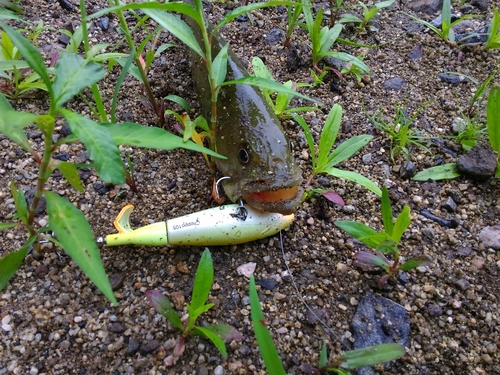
left=188, top=18, right=304, bottom=215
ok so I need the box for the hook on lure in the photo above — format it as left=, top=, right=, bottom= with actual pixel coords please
left=98, top=203, right=294, bottom=247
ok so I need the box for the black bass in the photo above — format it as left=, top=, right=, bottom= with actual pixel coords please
left=188, top=18, right=303, bottom=215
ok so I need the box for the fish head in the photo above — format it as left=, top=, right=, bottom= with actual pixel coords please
left=215, top=87, right=303, bottom=214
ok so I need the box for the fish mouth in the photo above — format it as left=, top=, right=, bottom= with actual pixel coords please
left=240, top=182, right=303, bottom=215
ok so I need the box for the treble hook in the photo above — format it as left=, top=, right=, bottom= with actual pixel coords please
left=230, top=199, right=248, bottom=221
left=215, top=176, right=231, bottom=200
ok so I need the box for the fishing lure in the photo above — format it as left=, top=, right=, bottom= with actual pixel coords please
left=99, top=203, right=294, bottom=247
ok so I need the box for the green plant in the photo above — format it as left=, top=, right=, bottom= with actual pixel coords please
left=249, top=275, right=405, bottom=374
left=284, top=2, right=302, bottom=47
left=335, top=187, right=431, bottom=288
left=340, top=0, right=395, bottom=30
left=365, top=102, right=432, bottom=161
left=301, top=0, right=369, bottom=74
left=340, top=52, right=366, bottom=82
left=452, top=116, right=487, bottom=151
left=484, top=8, right=500, bottom=50
left=413, top=83, right=500, bottom=180
left=407, top=0, right=480, bottom=46
left=0, top=23, right=221, bottom=303
left=0, top=25, right=51, bottom=98
left=146, top=249, right=241, bottom=365
left=293, top=104, right=382, bottom=202
left=251, top=56, right=317, bottom=118
left=90, top=0, right=318, bottom=146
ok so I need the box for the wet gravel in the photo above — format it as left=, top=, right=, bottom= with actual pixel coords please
left=1, top=0, right=500, bottom=374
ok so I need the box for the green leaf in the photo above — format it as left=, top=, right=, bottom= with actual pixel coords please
left=88, top=1, right=200, bottom=24
left=326, top=167, right=382, bottom=196
left=143, top=9, right=204, bottom=59
left=249, top=276, right=287, bottom=375
left=0, top=238, right=34, bottom=291
left=0, top=60, right=31, bottom=70
left=45, top=191, right=117, bottom=305
left=193, top=326, right=228, bottom=358
left=145, top=290, right=184, bottom=330
left=376, top=0, right=395, bottom=9
left=293, top=114, right=317, bottom=170
left=52, top=53, right=105, bottom=109
left=0, top=23, right=53, bottom=100
left=328, top=52, right=370, bottom=73
left=376, top=239, right=398, bottom=255
left=335, top=221, right=377, bottom=241
left=165, top=94, right=190, bottom=113
left=392, top=206, right=410, bottom=243
left=9, top=181, right=28, bottom=224
left=317, top=103, right=342, bottom=169
left=212, top=42, right=229, bottom=89
left=54, top=161, right=85, bottom=193
left=187, top=303, right=214, bottom=331
left=340, top=343, right=405, bottom=369
left=191, top=248, right=214, bottom=312
left=103, top=122, right=224, bottom=158
left=0, top=222, right=17, bottom=231
left=214, top=1, right=297, bottom=33
left=60, top=110, right=125, bottom=185
left=319, top=341, right=328, bottom=368
left=412, top=163, right=460, bottom=181
left=381, top=187, right=393, bottom=236
left=0, top=95, right=35, bottom=151
left=323, top=135, right=372, bottom=171
left=220, top=76, right=321, bottom=105
left=487, top=84, right=500, bottom=152
left=400, top=255, right=432, bottom=271
left=0, top=7, right=24, bottom=21
left=201, top=323, right=242, bottom=341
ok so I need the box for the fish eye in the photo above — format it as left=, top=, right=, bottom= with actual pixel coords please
left=238, top=148, right=250, bottom=163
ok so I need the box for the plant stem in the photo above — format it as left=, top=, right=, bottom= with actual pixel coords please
left=111, top=0, right=161, bottom=121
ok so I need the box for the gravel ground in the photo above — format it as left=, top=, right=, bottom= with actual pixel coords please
left=1, top=0, right=500, bottom=374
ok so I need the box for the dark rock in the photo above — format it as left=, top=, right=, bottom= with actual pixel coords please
left=351, top=291, right=410, bottom=375
left=407, top=0, right=443, bottom=14
left=305, top=308, right=327, bottom=325
left=236, top=14, right=249, bottom=22
left=420, top=209, right=459, bottom=228
left=409, top=45, right=423, bottom=60
left=300, top=269, right=317, bottom=280
left=470, top=0, right=488, bottom=11
left=120, top=112, right=134, bottom=122
left=59, top=33, right=71, bottom=46
left=438, top=72, right=467, bottom=86
left=453, top=278, right=470, bottom=291
left=93, top=182, right=111, bottom=195
left=323, top=56, right=346, bottom=71
left=427, top=303, right=443, bottom=317
left=456, top=144, right=497, bottom=181
left=53, top=153, right=71, bottom=161
left=60, top=123, right=72, bottom=136
left=316, top=177, right=330, bottom=187
left=478, top=225, right=500, bottom=250
left=265, top=28, right=284, bottom=45
left=382, top=77, right=406, bottom=91
left=126, top=338, right=140, bottom=356
left=441, top=196, right=457, bottom=212
left=139, top=340, right=160, bottom=355
left=108, top=273, right=126, bottom=291
left=109, top=323, right=125, bottom=333
left=58, top=0, right=73, bottom=11
left=286, top=43, right=302, bottom=71
left=27, top=130, right=43, bottom=140
left=35, top=264, right=49, bottom=277
left=256, top=278, right=278, bottom=291
left=400, top=161, right=415, bottom=180
left=25, top=189, right=46, bottom=215
left=99, top=17, right=110, bottom=31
